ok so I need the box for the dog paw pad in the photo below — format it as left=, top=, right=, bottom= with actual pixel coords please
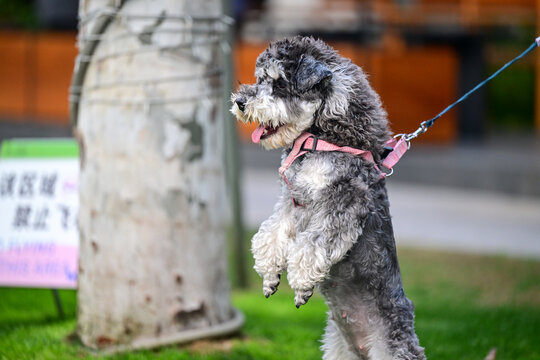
left=262, top=274, right=281, bottom=298
left=294, top=288, right=314, bottom=308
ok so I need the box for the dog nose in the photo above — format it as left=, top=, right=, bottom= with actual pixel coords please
left=235, top=98, right=246, bottom=112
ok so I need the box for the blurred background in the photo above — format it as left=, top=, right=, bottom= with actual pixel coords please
left=0, top=1, right=539, bottom=359
left=3, top=0, right=537, bottom=139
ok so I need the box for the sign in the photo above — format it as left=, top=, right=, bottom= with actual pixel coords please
left=0, top=139, right=79, bottom=288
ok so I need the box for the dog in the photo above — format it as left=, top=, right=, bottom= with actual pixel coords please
left=231, top=36, right=425, bottom=360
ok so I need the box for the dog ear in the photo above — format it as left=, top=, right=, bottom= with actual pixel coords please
left=294, top=55, right=332, bottom=92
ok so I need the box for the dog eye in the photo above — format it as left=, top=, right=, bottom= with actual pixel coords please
left=273, top=78, right=287, bottom=91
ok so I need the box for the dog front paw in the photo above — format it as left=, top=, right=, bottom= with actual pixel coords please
left=262, top=274, right=281, bottom=298
left=294, top=288, right=314, bottom=308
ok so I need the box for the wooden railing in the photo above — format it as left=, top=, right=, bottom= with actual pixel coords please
left=0, top=31, right=77, bottom=124
left=374, top=0, right=535, bottom=27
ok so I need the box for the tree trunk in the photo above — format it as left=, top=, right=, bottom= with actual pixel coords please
left=74, top=0, right=243, bottom=351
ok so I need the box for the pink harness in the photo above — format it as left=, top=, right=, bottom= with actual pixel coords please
left=278, top=132, right=409, bottom=206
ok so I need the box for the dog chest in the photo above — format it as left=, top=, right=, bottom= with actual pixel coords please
left=282, top=154, right=335, bottom=199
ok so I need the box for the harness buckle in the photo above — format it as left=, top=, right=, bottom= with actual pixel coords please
left=300, top=135, right=318, bottom=152
left=379, top=166, right=394, bottom=177
left=381, top=145, right=394, bottom=159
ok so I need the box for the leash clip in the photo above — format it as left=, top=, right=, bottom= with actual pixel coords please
left=403, top=122, right=428, bottom=143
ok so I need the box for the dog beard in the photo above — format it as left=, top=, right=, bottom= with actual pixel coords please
left=231, top=94, right=321, bottom=150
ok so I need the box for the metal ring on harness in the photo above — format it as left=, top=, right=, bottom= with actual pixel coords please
left=380, top=166, right=394, bottom=177
left=393, top=133, right=412, bottom=150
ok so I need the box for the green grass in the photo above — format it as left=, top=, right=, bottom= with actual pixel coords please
left=1, top=248, right=540, bottom=359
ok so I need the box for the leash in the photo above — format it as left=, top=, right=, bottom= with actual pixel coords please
left=399, top=36, right=540, bottom=144
left=381, top=36, right=540, bottom=174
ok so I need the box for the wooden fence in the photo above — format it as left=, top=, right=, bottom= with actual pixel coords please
left=0, top=31, right=77, bottom=124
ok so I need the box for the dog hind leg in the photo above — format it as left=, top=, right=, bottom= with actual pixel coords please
left=321, top=317, right=363, bottom=360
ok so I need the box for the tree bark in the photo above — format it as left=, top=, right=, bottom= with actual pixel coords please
left=74, top=0, right=242, bottom=351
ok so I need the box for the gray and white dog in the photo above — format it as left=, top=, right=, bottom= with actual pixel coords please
left=231, top=36, right=425, bottom=360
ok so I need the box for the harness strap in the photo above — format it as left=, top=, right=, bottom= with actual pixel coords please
left=278, top=132, right=312, bottom=179
left=279, top=132, right=400, bottom=206
left=277, top=133, right=315, bottom=207
left=381, top=137, right=409, bottom=170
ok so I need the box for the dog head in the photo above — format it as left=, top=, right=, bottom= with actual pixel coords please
left=231, top=36, right=389, bottom=153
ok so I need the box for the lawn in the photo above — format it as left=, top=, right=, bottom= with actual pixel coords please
left=1, top=248, right=539, bottom=360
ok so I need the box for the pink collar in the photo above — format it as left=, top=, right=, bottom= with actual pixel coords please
left=278, top=132, right=409, bottom=206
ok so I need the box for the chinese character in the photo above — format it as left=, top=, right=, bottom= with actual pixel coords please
left=33, top=207, right=49, bottom=230
left=57, top=205, right=71, bottom=230
left=12, top=205, right=31, bottom=229
left=18, top=173, right=37, bottom=197
left=64, top=264, right=77, bottom=282
left=40, top=173, right=57, bottom=197
left=0, top=173, right=16, bottom=196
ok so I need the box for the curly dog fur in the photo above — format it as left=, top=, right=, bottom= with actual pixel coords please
left=231, top=36, right=425, bottom=360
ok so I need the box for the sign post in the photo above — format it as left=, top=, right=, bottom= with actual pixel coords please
left=0, top=139, right=79, bottom=317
